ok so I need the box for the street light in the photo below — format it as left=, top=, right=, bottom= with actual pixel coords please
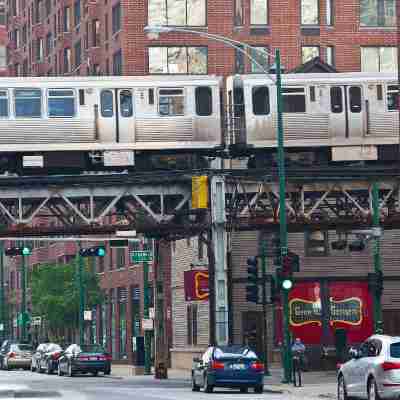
left=145, top=25, right=290, bottom=382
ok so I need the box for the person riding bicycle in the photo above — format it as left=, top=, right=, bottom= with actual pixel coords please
left=291, top=338, right=306, bottom=371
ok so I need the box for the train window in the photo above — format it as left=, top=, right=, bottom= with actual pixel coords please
left=195, top=86, right=212, bottom=116
left=330, top=87, right=343, bottom=113
left=48, top=89, right=75, bottom=117
left=0, top=91, right=8, bottom=117
left=158, top=88, right=184, bottom=116
left=349, top=86, right=362, bottom=113
left=309, top=86, right=316, bottom=102
left=101, top=90, right=114, bottom=117
left=14, top=89, right=42, bottom=118
left=120, top=90, right=133, bottom=117
left=387, top=85, right=399, bottom=111
left=252, top=86, right=270, bottom=115
left=377, top=85, right=383, bottom=101
left=148, top=88, right=154, bottom=105
left=282, top=87, right=306, bottom=113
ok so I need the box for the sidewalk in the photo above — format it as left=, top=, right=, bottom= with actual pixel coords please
left=110, top=364, right=338, bottom=397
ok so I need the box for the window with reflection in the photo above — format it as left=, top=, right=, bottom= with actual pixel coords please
left=48, top=89, right=75, bottom=117
left=148, top=47, right=207, bottom=74
left=302, top=46, right=320, bottom=63
left=250, top=47, right=269, bottom=73
left=0, top=91, right=8, bottom=117
left=14, top=89, right=42, bottom=118
left=148, top=0, right=206, bottom=26
left=250, top=0, right=267, bottom=25
left=158, top=89, right=185, bottom=116
left=120, top=90, right=133, bottom=117
left=234, top=0, right=243, bottom=25
left=360, top=0, right=396, bottom=27
left=387, top=85, right=399, bottom=111
left=282, top=87, right=306, bottom=113
left=195, top=86, right=212, bottom=116
left=252, top=86, right=270, bottom=115
left=101, top=90, right=114, bottom=117
left=301, top=0, right=319, bottom=25
left=361, top=47, right=398, bottom=72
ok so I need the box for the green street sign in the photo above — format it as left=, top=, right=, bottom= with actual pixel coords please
left=130, top=250, right=152, bottom=263
left=17, top=312, right=30, bottom=326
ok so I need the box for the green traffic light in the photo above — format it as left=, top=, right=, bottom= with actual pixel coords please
left=97, top=247, right=106, bottom=257
left=22, top=247, right=31, bottom=256
left=282, top=279, right=293, bottom=290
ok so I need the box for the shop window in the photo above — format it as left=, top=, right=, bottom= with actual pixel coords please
left=195, top=86, right=212, bottom=116
left=252, top=86, right=270, bottom=115
left=360, top=0, right=396, bottom=27
left=282, top=87, right=306, bottom=113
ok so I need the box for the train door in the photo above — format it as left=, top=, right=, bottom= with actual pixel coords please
left=329, top=85, right=364, bottom=139
left=117, top=89, right=135, bottom=143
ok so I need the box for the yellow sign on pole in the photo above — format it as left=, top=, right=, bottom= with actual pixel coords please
left=192, top=176, right=208, bottom=209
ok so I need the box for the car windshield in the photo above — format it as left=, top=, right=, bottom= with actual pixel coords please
left=214, top=346, right=258, bottom=359
left=78, top=345, right=105, bottom=353
left=390, top=342, right=400, bottom=358
left=12, top=344, right=33, bottom=352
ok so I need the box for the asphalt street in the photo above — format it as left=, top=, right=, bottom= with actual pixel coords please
left=0, top=370, right=337, bottom=400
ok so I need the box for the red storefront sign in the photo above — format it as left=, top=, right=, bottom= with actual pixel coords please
left=184, top=270, right=209, bottom=301
left=275, top=281, right=373, bottom=345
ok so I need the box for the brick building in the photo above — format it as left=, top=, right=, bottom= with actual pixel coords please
left=6, top=0, right=398, bottom=77
left=0, top=0, right=7, bottom=76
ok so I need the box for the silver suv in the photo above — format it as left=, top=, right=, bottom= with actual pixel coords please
left=338, top=335, right=400, bottom=400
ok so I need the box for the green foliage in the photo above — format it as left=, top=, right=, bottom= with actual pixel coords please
left=30, top=257, right=103, bottom=334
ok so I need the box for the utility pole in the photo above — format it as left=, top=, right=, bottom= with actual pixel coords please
left=372, top=183, right=383, bottom=333
left=260, top=239, right=270, bottom=376
left=0, top=242, right=4, bottom=342
left=77, top=245, right=85, bottom=346
left=21, top=253, right=27, bottom=342
left=143, top=259, right=151, bottom=374
left=275, top=48, right=292, bottom=383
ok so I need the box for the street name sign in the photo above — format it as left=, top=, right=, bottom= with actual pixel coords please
left=130, top=250, right=153, bottom=263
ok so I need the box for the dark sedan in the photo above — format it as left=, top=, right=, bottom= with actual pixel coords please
left=191, top=345, right=264, bottom=393
left=58, top=344, right=111, bottom=377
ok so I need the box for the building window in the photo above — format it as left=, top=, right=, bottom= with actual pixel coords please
left=46, top=32, right=52, bottom=55
left=74, top=0, right=80, bottom=26
left=112, top=2, right=121, bottom=34
left=148, top=0, right=206, bottom=26
left=0, top=46, right=6, bottom=68
left=113, top=50, right=122, bottom=75
left=158, top=88, right=184, bottom=116
left=64, top=47, right=71, bottom=73
left=187, top=303, right=198, bottom=346
left=148, top=46, right=207, bottom=74
left=63, top=6, right=70, bottom=32
left=250, top=0, right=267, bottom=25
left=45, top=0, right=51, bottom=15
left=22, top=25, right=27, bottom=45
left=235, top=45, right=245, bottom=74
left=326, top=0, right=333, bottom=25
left=305, top=231, right=329, bottom=256
left=282, top=87, right=306, bottom=113
left=92, top=19, right=100, bottom=46
left=0, top=1, right=5, bottom=25
left=104, top=13, right=109, bottom=40
left=234, top=0, right=243, bottom=25
left=326, top=46, right=335, bottom=66
left=74, top=40, right=81, bottom=68
left=301, top=0, right=319, bottom=25
left=36, top=38, right=44, bottom=62
left=360, top=0, right=396, bottom=27
left=361, top=46, right=398, bottom=72
left=14, top=89, right=42, bottom=118
left=302, top=46, right=320, bottom=63
left=250, top=46, right=269, bottom=73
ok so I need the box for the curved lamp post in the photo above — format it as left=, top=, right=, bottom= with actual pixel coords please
left=144, top=25, right=291, bottom=383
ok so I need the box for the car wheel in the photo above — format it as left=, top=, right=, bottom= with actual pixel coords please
left=30, top=362, right=36, bottom=372
left=104, top=369, right=111, bottom=376
left=67, top=363, right=74, bottom=377
left=57, top=364, right=63, bottom=376
left=46, top=361, right=52, bottom=375
left=240, top=387, right=248, bottom=393
left=337, top=375, right=348, bottom=400
left=191, top=374, right=200, bottom=392
left=92, top=371, right=98, bottom=377
left=368, top=377, right=381, bottom=400
left=203, top=374, right=213, bottom=393
left=254, top=385, right=264, bottom=394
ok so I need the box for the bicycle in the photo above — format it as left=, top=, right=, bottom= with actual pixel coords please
left=292, top=351, right=302, bottom=387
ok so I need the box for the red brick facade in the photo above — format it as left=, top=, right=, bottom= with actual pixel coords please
left=6, top=0, right=398, bottom=77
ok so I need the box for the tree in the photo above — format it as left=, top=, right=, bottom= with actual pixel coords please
left=30, top=258, right=103, bottom=340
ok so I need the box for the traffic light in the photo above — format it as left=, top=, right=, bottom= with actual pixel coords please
left=277, top=251, right=299, bottom=291
left=246, top=256, right=259, bottom=303
left=79, top=246, right=106, bottom=257
left=5, top=246, right=31, bottom=256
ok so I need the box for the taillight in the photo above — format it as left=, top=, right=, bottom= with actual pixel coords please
left=79, top=356, right=89, bottom=361
left=250, top=361, right=264, bottom=372
left=382, top=362, right=400, bottom=371
left=97, top=356, right=105, bottom=361
left=105, top=354, right=112, bottom=361
left=211, top=361, right=225, bottom=370
left=8, top=352, right=15, bottom=358
left=52, top=352, right=61, bottom=360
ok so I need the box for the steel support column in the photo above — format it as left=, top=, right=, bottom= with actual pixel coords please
left=210, top=176, right=229, bottom=345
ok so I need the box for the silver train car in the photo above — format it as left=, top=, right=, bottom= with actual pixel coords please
left=0, top=75, right=223, bottom=173
left=226, top=72, right=399, bottom=166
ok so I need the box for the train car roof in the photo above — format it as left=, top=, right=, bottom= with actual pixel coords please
left=0, top=75, right=222, bottom=87
left=230, top=72, right=397, bottom=85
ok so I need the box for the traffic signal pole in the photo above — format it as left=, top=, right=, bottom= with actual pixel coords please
left=275, top=49, right=292, bottom=383
left=260, top=240, right=270, bottom=375
left=372, top=183, right=383, bottom=333
left=21, top=254, right=27, bottom=342
left=77, top=244, right=85, bottom=346
left=143, top=260, right=151, bottom=375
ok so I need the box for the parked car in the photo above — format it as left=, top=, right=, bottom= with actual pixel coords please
left=31, top=343, right=49, bottom=372
left=3, top=343, right=33, bottom=370
left=58, top=344, right=111, bottom=377
left=337, top=334, right=400, bottom=400
left=36, top=343, right=63, bottom=374
left=0, top=340, right=14, bottom=369
left=191, top=345, right=264, bottom=393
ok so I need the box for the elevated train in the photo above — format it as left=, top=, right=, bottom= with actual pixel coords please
left=0, top=72, right=397, bottom=174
